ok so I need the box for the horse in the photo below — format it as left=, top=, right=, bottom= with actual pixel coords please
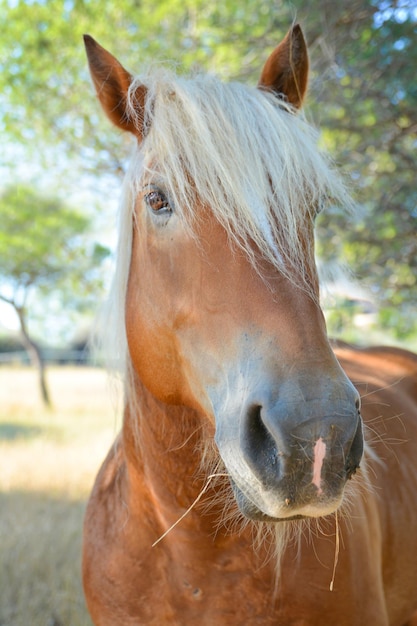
left=82, top=25, right=417, bottom=625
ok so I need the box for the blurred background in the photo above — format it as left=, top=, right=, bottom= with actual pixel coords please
left=0, top=1, right=416, bottom=624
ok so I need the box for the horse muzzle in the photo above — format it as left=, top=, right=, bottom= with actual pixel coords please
left=215, top=378, right=363, bottom=522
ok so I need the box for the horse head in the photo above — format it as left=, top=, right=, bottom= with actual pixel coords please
left=85, top=25, right=363, bottom=523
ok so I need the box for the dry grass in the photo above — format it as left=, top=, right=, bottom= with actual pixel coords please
left=0, top=366, right=121, bottom=626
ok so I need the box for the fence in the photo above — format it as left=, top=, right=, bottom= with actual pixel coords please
left=0, top=349, right=92, bottom=366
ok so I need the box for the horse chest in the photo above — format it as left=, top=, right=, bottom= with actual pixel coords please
left=123, top=527, right=280, bottom=623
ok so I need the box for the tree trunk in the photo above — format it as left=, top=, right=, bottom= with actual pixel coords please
left=15, top=305, right=52, bottom=409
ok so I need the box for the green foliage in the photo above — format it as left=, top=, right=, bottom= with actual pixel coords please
left=0, top=184, right=110, bottom=333
left=307, top=2, right=417, bottom=331
left=0, top=0, right=295, bottom=168
left=1, top=0, right=416, bottom=339
left=0, top=185, right=88, bottom=287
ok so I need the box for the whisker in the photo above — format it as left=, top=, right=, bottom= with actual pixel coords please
left=167, top=424, right=205, bottom=452
left=329, top=510, right=340, bottom=591
left=152, top=473, right=229, bottom=547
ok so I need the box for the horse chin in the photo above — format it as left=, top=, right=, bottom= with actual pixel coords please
left=230, top=479, right=342, bottom=523
left=231, top=482, right=305, bottom=522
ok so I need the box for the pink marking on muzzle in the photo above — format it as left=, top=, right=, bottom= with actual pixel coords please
left=312, top=437, right=327, bottom=495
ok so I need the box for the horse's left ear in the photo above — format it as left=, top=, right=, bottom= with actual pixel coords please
left=83, top=35, right=147, bottom=139
left=258, top=24, right=309, bottom=109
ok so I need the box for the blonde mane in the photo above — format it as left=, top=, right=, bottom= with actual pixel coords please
left=106, top=66, right=351, bottom=384
left=129, top=70, right=350, bottom=268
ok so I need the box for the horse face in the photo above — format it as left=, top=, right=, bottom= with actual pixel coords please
left=125, top=195, right=363, bottom=521
left=85, top=26, right=363, bottom=521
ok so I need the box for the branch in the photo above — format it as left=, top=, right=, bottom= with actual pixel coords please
left=0, top=293, right=16, bottom=307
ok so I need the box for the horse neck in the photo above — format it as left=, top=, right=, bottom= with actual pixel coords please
left=120, top=374, right=282, bottom=570
left=122, top=374, right=216, bottom=517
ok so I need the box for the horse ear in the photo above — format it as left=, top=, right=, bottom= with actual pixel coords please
left=83, top=35, right=147, bottom=138
left=258, top=24, right=309, bottom=109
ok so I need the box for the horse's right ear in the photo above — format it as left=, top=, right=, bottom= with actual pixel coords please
left=258, top=24, right=309, bottom=109
left=83, top=35, right=147, bottom=139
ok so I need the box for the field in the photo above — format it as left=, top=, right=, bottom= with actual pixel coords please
left=0, top=366, right=121, bottom=626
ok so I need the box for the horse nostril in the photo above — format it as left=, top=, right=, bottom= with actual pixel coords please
left=245, top=405, right=275, bottom=457
left=242, top=404, right=286, bottom=485
left=345, top=417, right=364, bottom=479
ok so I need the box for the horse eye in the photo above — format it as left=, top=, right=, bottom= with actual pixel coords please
left=144, top=189, right=171, bottom=214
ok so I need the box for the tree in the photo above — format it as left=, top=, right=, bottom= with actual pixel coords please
left=0, top=185, right=109, bottom=407
left=1, top=0, right=416, bottom=338
left=302, top=1, right=417, bottom=333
